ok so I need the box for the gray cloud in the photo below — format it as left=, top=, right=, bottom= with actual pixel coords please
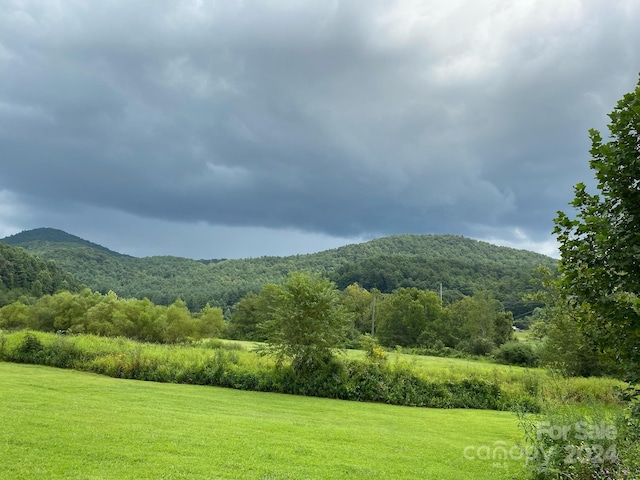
left=1, top=0, right=639, bottom=257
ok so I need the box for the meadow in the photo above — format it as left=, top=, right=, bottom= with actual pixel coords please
left=1, top=332, right=631, bottom=479
left=0, top=362, right=527, bottom=480
left=227, top=339, right=623, bottom=407
left=0, top=331, right=625, bottom=411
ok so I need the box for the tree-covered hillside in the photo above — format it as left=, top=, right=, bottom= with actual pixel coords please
left=2, top=227, right=130, bottom=258
left=0, top=242, right=82, bottom=306
left=1, top=229, right=556, bottom=316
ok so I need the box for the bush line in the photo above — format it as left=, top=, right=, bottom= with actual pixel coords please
left=1, top=330, right=540, bottom=412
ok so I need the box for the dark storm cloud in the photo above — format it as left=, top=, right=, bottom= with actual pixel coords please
left=1, top=0, right=640, bottom=254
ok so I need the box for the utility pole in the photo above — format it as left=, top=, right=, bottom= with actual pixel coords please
left=371, top=289, right=377, bottom=337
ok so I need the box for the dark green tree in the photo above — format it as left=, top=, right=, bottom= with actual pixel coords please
left=228, top=286, right=281, bottom=341
left=554, top=75, right=640, bottom=380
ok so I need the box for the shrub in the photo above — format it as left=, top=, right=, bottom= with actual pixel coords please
left=517, top=404, right=640, bottom=480
left=495, top=341, right=540, bottom=367
left=14, top=332, right=45, bottom=363
left=43, top=335, right=83, bottom=368
left=360, top=334, right=387, bottom=364
left=458, top=337, right=495, bottom=356
left=0, top=331, right=6, bottom=359
left=199, top=338, right=246, bottom=351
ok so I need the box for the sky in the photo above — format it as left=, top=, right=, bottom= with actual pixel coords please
left=1, top=0, right=639, bottom=259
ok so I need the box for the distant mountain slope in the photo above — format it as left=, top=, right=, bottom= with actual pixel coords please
left=1, top=230, right=557, bottom=315
left=0, top=242, right=83, bottom=306
left=2, top=228, right=129, bottom=258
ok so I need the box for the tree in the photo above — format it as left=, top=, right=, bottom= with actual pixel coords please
left=0, top=301, right=31, bottom=330
left=196, top=304, right=225, bottom=338
left=122, top=298, right=165, bottom=342
left=526, top=267, right=614, bottom=377
left=260, top=272, right=350, bottom=373
left=448, top=293, right=508, bottom=355
left=376, top=288, right=442, bottom=348
left=164, top=299, right=197, bottom=343
left=85, top=290, right=120, bottom=336
left=554, top=75, right=640, bottom=380
left=228, top=286, right=281, bottom=341
left=340, top=283, right=372, bottom=336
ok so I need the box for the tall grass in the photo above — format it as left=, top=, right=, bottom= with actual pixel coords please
left=0, top=330, right=625, bottom=412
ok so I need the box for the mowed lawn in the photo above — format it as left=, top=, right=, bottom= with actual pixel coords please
left=0, top=362, right=526, bottom=480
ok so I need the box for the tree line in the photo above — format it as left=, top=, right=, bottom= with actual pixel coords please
left=228, top=276, right=514, bottom=355
left=0, top=289, right=224, bottom=343
left=1, top=273, right=514, bottom=356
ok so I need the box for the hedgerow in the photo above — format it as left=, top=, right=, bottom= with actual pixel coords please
left=0, top=330, right=542, bottom=411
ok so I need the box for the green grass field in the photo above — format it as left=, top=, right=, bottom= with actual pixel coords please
left=1, top=362, right=527, bottom=479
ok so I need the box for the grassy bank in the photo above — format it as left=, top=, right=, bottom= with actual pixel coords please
left=0, top=330, right=625, bottom=412
left=0, top=362, right=527, bottom=480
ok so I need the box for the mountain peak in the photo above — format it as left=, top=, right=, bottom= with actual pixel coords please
left=1, top=228, right=128, bottom=258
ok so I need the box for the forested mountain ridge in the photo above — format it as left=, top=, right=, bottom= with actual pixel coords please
left=2, top=227, right=131, bottom=258
left=0, top=242, right=83, bottom=305
left=1, top=229, right=557, bottom=316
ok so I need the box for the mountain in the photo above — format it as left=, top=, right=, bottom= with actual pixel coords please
left=1, top=229, right=557, bottom=316
left=0, top=241, right=83, bottom=306
left=2, top=228, right=129, bottom=258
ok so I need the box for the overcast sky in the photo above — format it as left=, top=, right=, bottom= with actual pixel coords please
left=1, top=0, right=639, bottom=259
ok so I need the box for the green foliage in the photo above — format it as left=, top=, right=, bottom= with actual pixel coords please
left=0, top=301, right=32, bottom=330
left=228, top=277, right=523, bottom=361
left=540, top=310, right=615, bottom=378
left=1, top=227, right=127, bottom=257
left=554, top=75, right=640, bottom=381
left=330, top=237, right=554, bottom=318
left=0, top=290, right=224, bottom=344
left=494, top=311, right=515, bottom=346
left=457, top=337, right=496, bottom=356
left=517, top=405, right=640, bottom=480
left=163, top=299, right=197, bottom=343
left=0, top=242, right=82, bottom=306
left=227, top=286, right=281, bottom=341
left=0, top=330, right=545, bottom=411
left=445, top=292, right=513, bottom=354
left=340, top=283, right=373, bottom=337
left=520, top=76, right=640, bottom=480
left=526, top=267, right=615, bottom=378
left=451, top=293, right=506, bottom=345
left=196, top=304, right=226, bottom=338
left=376, top=287, right=443, bottom=347
left=3, top=230, right=555, bottom=315
left=529, top=318, right=548, bottom=340
left=359, top=334, right=387, bottom=363
left=495, top=341, right=540, bottom=367
left=260, top=272, right=350, bottom=373
left=14, top=331, right=45, bottom=363
left=199, top=338, right=246, bottom=350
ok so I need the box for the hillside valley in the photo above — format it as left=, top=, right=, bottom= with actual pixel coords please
left=1, top=228, right=557, bottom=316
